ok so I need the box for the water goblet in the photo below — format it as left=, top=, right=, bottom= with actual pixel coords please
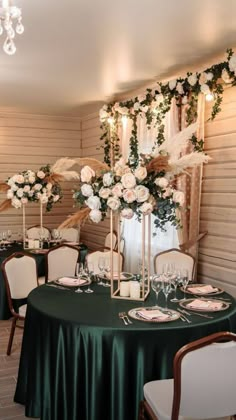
left=170, top=268, right=182, bottom=302
left=181, top=268, right=189, bottom=300
left=151, top=275, right=163, bottom=307
left=85, top=262, right=94, bottom=294
left=162, top=278, right=172, bottom=309
left=7, top=229, right=12, bottom=247
left=104, top=258, right=111, bottom=287
left=75, top=262, right=83, bottom=293
left=97, top=256, right=105, bottom=286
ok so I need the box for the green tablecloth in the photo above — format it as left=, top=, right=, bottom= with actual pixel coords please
left=0, top=243, right=88, bottom=320
left=14, top=284, right=236, bottom=420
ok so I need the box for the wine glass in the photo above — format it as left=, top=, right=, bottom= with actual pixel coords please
left=75, top=262, right=83, bottom=293
left=162, top=278, right=172, bottom=309
left=170, top=268, right=182, bottom=302
left=151, top=275, right=163, bottom=307
left=181, top=268, right=189, bottom=300
left=2, top=231, right=7, bottom=250
left=104, top=258, right=111, bottom=287
left=85, top=261, right=94, bottom=294
left=97, top=256, right=105, bottom=286
left=7, top=229, right=12, bottom=247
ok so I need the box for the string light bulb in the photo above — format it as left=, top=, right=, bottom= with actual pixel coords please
left=205, top=92, right=214, bottom=102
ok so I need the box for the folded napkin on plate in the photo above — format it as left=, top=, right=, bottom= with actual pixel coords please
left=137, top=309, right=169, bottom=320
left=106, top=272, right=127, bottom=280
left=187, top=285, right=218, bottom=294
left=58, top=277, right=87, bottom=286
left=187, top=299, right=223, bottom=310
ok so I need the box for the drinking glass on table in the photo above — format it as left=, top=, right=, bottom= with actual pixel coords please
left=104, top=258, right=111, bottom=287
left=97, top=256, right=105, bottom=286
left=181, top=268, right=189, bottom=300
left=7, top=229, right=12, bottom=247
left=151, top=275, right=163, bottom=307
left=75, top=262, right=83, bottom=293
left=2, top=231, right=7, bottom=250
left=85, top=261, right=94, bottom=294
left=170, top=268, right=182, bottom=302
left=162, top=278, right=172, bottom=309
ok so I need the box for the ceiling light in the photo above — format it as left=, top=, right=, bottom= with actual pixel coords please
left=0, top=0, right=24, bottom=55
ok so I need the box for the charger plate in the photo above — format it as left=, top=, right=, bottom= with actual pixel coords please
left=99, top=272, right=134, bottom=281
left=55, top=276, right=90, bottom=287
left=128, top=307, right=181, bottom=323
left=181, top=283, right=224, bottom=296
left=180, top=298, right=229, bottom=312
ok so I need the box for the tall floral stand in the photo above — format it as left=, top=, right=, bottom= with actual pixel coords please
left=110, top=211, right=150, bottom=301
left=22, top=204, right=26, bottom=249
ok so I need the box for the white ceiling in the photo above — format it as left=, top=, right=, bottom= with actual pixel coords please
left=1, top=0, right=236, bottom=116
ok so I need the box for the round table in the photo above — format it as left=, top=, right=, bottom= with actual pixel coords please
left=14, top=284, right=236, bottom=420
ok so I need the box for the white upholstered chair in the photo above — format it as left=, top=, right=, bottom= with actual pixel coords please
left=154, top=248, right=195, bottom=281
left=104, top=231, right=117, bottom=250
left=45, top=244, right=79, bottom=282
left=87, top=249, right=123, bottom=275
left=2, top=252, right=38, bottom=355
left=58, top=228, right=80, bottom=243
left=27, top=226, right=51, bottom=240
left=139, top=331, right=236, bottom=420
left=119, top=237, right=125, bottom=253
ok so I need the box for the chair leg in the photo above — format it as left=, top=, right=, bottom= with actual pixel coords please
left=7, top=317, right=17, bottom=356
left=138, top=401, right=146, bottom=420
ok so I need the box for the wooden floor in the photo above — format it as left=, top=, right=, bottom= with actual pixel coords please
left=0, top=320, right=34, bottom=420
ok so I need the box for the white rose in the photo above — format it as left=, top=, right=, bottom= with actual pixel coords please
left=134, top=166, right=147, bottom=181
left=121, top=208, right=134, bottom=219
left=182, top=95, right=188, bottom=105
left=15, top=174, right=24, bottom=184
left=188, top=73, right=197, bottom=86
left=200, top=83, right=210, bottom=94
left=12, top=197, right=21, bottom=208
left=229, top=55, right=236, bottom=72
left=103, top=172, right=113, bottom=187
left=163, top=187, right=173, bottom=198
left=28, top=190, right=34, bottom=197
left=111, top=183, right=123, bottom=197
left=21, top=197, right=28, bottom=204
left=140, top=202, right=153, bottom=215
left=16, top=188, right=24, bottom=198
left=107, top=196, right=121, bottom=211
left=90, top=209, right=102, bottom=223
left=199, top=72, right=208, bottom=85
left=121, top=172, right=136, bottom=189
left=81, top=184, right=94, bottom=197
left=133, top=102, right=140, bottom=111
left=86, top=195, right=101, bottom=210
left=7, top=190, right=13, bottom=199
left=81, top=166, right=95, bottom=183
left=135, top=185, right=150, bottom=203
left=114, top=158, right=130, bottom=176
left=53, top=195, right=60, bottom=202
left=173, top=191, right=185, bottom=206
left=176, top=82, right=184, bottom=95
left=28, top=176, right=35, bottom=184
left=11, top=184, right=18, bottom=191
left=138, top=94, right=146, bottom=102
left=7, top=178, right=14, bottom=186
left=37, top=171, right=45, bottom=179
left=169, top=79, right=177, bottom=90
left=40, top=194, right=49, bottom=204
left=206, top=72, right=213, bottom=81
left=222, top=69, right=232, bottom=84
left=123, top=189, right=137, bottom=203
left=99, top=187, right=111, bottom=199
left=155, top=177, right=169, bottom=188
left=23, top=185, right=30, bottom=193
left=34, top=183, right=42, bottom=191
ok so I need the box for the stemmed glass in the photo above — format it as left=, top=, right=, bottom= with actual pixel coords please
left=162, top=278, right=172, bottom=309
left=0, top=233, right=3, bottom=251
left=2, top=231, right=7, bottom=250
left=151, top=275, right=163, bottom=307
left=7, top=229, right=12, bottom=247
left=85, top=262, right=94, bottom=294
left=181, top=269, right=189, bottom=301
left=170, top=268, right=182, bottom=302
left=97, top=256, right=105, bottom=286
left=75, top=262, right=84, bottom=293
left=104, top=258, right=111, bottom=287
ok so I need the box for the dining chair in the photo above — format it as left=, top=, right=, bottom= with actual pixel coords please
left=139, top=331, right=236, bottom=420
left=119, top=237, right=125, bottom=253
left=104, top=231, right=118, bottom=250
left=58, top=227, right=80, bottom=243
left=2, top=252, right=38, bottom=355
left=45, top=244, right=79, bottom=282
left=87, top=248, right=124, bottom=275
left=27, top=225, right=51, bottom=240
left=154, top=248, right=195, bottom=281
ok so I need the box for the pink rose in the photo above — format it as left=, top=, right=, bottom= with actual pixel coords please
left=121, top=173, right=136, bottom=189
left=123, top=189, right=137, bottom=203
left=135, top=185, right=150, bottom=203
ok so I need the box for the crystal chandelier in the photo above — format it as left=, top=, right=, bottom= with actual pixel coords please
left=0, top=0, right=24, bottom=55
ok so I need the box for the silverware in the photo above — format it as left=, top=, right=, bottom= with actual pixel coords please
left=119, top=312, right=128, bottom=325
left=177, top=310, right=191, bottom=323
left=122, top=312, right=133, bottom=324
left=180, top=308, right=213, bottom=319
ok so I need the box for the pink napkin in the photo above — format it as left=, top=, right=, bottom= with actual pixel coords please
left=58, top=277, right=87, bottom=286
left=187, top=299, right=223, bottom=310
left=137, top=309, right=169, bottom=320
left=187, top=285, right=218, bottom=294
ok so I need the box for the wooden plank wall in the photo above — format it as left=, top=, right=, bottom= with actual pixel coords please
left=0, top=112, right=81, bottom=238
left=80, top=113, right=110, bottom=251
left=199, top=86, right=236, bottom=295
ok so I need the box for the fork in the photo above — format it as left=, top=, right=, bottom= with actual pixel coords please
left=122, top=312, right=133, bottom=324
left=180, top=308, right=213, bottom=319
left=177, top=310, right=191, bottom=323
left=119, top=312, right=128, bottom=325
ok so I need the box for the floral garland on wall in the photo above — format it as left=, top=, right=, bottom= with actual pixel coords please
left=99, top=48, right=236, bottom=166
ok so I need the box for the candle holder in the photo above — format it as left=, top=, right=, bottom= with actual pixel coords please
left=110, top=211, right=150, bottom=301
